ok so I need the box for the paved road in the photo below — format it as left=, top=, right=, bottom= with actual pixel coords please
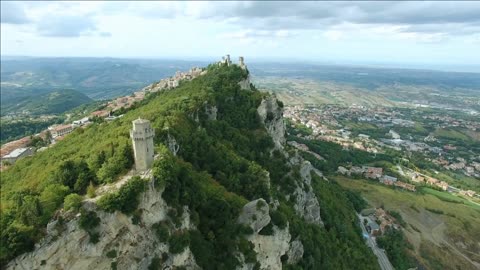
left=357, top=214, right=394, bottom=270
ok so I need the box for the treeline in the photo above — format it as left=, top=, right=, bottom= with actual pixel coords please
left=290, top=135, right=395, bottom=173
left=1, top=119, right=60, bottom=144
left=0, top=139, right=134, bottom=265
left=377, top=227, right=416, bottom=270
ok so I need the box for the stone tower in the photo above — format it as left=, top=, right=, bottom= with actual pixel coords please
left=130, top=118, right=155, bottom=171
left=239, top=56, right=245, bottom=69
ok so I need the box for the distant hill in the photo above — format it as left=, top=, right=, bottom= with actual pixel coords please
left=1, top=89, right=93, bottom=115
left=0, top=57, right=209, bottom=108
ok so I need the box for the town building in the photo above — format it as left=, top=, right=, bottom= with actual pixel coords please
left=90, top=110, right=110, bottom=118
left=1, top=147, right=34, bottom=164
left=72, top=117, right=90, bottom=126
left=50, top=124, right=74, bottom=138
left=130, top=118, right=155, bottom=171
left=394, top=181, right=416, bottom=191
left=411, top=174, right=425, bottom=183
left=436, top=181, right=449, bottom=191
left=364, top=166, right=383, bottom=179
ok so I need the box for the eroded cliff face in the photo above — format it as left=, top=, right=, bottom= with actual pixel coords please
left=7, top=184, right=199, bottom=270
left=8, top=182, right=309, bottom=270
left=8, top=93, right=321, bottom=270
left=238, top=75, right=251, bottom=91
left=237, top=198, right=296, bottom=270
left=289, top=154, right=324, bottom=226
left=257, top=96, right=286, bottom=150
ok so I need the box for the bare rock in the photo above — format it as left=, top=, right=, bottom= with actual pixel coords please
left=293, top=160, right=323, bottom=226
left=248, top=225, right=291, bottom=270
left=238, top=199, right=271, bottom=233
left=257, top=96, right=286, bottom=149
left=238, top=75, right=251, bottom=90
left=286, top=238, right=304, bottom=264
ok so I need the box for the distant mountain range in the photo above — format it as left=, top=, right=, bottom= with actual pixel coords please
left=0, top=57, right=209, bottom=108
left=2, top=57, right=479, bottom=114
left=1, top=89, right=92, bottom=115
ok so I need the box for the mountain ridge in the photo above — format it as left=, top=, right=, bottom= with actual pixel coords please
left=1, top=62, right=378, bottom=269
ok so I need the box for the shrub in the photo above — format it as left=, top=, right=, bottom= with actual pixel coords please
left=270, top=210, right=288, bottom=229
left=106, top=250, right=117, bottom=258
left=168, top=230, right=190, bottom=254
left=148, top=256, right=161, bottom=270
left=87, top=182, right=96, bottom=198
left=238, top=237, right=257, bottom=264
left=131, top=210, right=142, bottom=225
left=97, top=176, right=147, bottom=214
left=152, top=222, right=170, bottom=242
left=79, top=209, right=101, bottom=243
left=64, top=194, right=83, bottom=212
left=258, top=222, right=274, bottom=236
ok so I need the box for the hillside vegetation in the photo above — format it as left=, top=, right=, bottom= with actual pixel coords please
left=0, top=64, right=380, bottom=269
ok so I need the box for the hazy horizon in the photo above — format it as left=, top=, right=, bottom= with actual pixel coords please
left=2, top=1, right=480, bottom=73
left=2, top=54, right=480, bottom=73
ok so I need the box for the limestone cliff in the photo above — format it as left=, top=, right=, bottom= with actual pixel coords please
left=5, top=64, right=323, bottom=270
left=289, top=154, right=323, bottom=226
left=257, top=96, right=286, bottom=150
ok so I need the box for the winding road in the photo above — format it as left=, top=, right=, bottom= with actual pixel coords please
left=357, top=214, right=394, bottom=270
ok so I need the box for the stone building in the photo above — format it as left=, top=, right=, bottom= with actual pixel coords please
left=239, top=56, right=247, bottom=70
left=130, top=118, right=155, bottom=171
left=50, top=124, right=74, bottom=138
left=1, top=147, right=34, bottom=164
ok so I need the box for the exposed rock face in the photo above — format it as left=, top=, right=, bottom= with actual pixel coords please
left=238, top=75, right=251, bottom=90
left=286, top=238, right=304, bottom=264
left=238, top=199, right=271, bottom=233
left=167, top=133, right=180, bottom=156
left=292, top=159, right=323, bottom=226
left=247, top=226, right=291, bottom=270
left=257, top=96, right=286, bottom=149
left=7, top=185, right=199, bottom=270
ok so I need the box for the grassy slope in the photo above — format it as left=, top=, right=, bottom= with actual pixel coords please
left=334, top=176, right=480, bottom=270
left=0, top=71, right=211, bottom=208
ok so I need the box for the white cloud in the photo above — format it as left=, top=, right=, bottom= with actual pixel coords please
left=323, top=30, right=344, bottom=41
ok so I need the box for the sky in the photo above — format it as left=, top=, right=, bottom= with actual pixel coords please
left=1, top=1, right=480, bottom=70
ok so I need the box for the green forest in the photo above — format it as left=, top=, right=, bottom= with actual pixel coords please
left=1, top=64, right=379, bottom=269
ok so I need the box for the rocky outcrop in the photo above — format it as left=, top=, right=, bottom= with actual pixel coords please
left=166, top=133, right=180, bottom=156
left=257, top=96, right=286, bottom=149
left=291, top=159, right=323, bottom=226
left=7, top=184, right=199, bottom=270
left=238, top=75, right=251, bottom=90
left=247, top=226, right=291, bottom=270
left=238, top=199, right=271, bottom=233
left=286, top=238, right=304, bottom=264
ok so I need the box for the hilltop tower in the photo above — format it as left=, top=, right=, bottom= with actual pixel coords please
left=239, top=56, right=246, bottom=69
left=130, top=118, right=155, bottom=171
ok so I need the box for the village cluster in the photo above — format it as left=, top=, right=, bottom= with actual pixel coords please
left=285, top=104, right=479, bottom=200
left=0, top=65, right=208, bottom=168
left=285, top=104, right=480, bottom=178
left=360, top=207, right=400, bottom=236
left=1, top=55, right=249, bottom=170
left=337, top=165, right=417, bottom=192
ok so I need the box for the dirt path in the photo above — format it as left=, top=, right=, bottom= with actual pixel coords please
left=84, top=168, right=152, bottom=203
